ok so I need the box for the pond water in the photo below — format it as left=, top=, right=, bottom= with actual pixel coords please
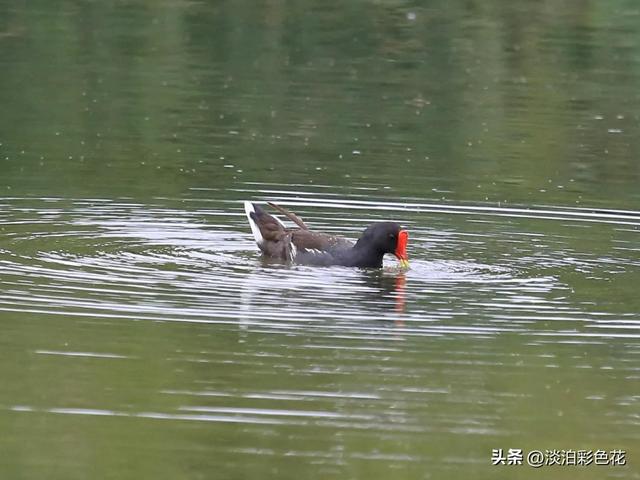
left=1, top=1, right=639, bottom=479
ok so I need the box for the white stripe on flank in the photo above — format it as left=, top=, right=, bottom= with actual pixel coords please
left=244, top=201, right=264, bottom=246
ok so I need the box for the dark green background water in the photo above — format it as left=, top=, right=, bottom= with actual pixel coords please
left=1, top=1, right=638, bottom=479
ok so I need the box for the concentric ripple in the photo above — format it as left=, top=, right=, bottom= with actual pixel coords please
left=1, top=191, right=639, bottom=342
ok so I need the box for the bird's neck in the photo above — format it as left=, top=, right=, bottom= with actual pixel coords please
left=350, top=243, right=385, bottom=268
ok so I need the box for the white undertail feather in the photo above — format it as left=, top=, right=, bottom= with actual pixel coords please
left=244, top=201, right=264, bottom=246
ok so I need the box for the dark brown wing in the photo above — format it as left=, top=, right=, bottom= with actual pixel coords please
left=291, top=230, right=353, bottom=253
left=255, top=213, right=287, bottom=243
left=267, top=202, right=309, bottom=230
left=248, top=201, right=352, bottom=263
left=249, top=205, right=293, bottom=260
left=264, top=202, right=353, bottom=257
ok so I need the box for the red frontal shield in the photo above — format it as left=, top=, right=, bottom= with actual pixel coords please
left=395, top=230, right=409, bottom=266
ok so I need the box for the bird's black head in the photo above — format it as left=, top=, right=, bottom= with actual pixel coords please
left=355, top=222, right=409, bottom=267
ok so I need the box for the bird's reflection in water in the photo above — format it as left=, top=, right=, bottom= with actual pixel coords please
left=239, top=259, right=408, bottom=335
left=359, top=269, right=407, bottom=320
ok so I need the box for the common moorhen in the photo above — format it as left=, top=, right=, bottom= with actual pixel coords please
left=245, top=201, right=409, bottom=268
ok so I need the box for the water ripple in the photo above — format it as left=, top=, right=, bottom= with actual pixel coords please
left=0, top=193, right=638, bottom=344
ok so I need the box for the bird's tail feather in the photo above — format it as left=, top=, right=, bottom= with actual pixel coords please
left=244, top=201, right=264, bottom=246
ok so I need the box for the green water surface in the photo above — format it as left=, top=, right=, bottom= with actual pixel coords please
left=1, top=1, right=639, bottom=479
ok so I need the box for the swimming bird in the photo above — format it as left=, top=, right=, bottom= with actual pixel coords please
left=244, top=201, right=409, bottom=268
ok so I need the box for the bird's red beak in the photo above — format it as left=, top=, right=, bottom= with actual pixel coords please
left=395, top=230, right=409, bottom=268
